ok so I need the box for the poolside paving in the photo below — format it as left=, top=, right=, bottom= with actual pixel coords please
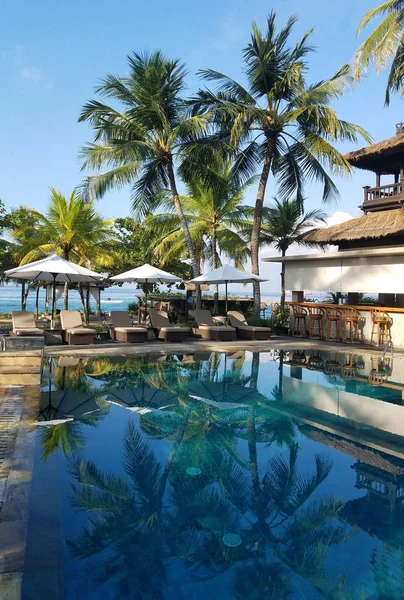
left=0, top=386, right=40, bottom=599
left=44, top=334, right=399, bottom=359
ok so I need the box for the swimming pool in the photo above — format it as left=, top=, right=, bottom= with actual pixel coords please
left=22, top=349, right=404, bottom=599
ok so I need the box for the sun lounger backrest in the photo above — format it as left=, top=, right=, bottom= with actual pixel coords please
left=110, top=311, right=132, bottom=328
left=227, top=311, right=248, bottom=327
left=60, top=310, right=83, bottom=330
left=12, top=311, right=36, bottom=330
left=195, top=309, right=215, bottom=327
left=148, top=308, right=170, bottom=328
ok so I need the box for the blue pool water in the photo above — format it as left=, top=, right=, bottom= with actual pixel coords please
left=22, top=350, right=404, bottom=599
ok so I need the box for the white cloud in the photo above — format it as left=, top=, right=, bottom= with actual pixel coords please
left=19, top=65, right=53, bottom=89
left=20, top=66, right=42, bottom=83
left=323, top=211, right=354, bottom=227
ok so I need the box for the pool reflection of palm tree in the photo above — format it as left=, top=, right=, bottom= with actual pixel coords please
left=68, top=355, right=352, bottom=598
left=39, top=358, right=109, bottom=460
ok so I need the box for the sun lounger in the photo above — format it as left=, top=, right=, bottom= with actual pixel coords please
left=227, top=311, right=271, bottom=340
left=60, top=310, right=96, bottom=345
left=148, top=309, right=188, bottom=342
left=194, top=310, right=236, bottom=341
left=11, top=311, right=45, bottom=337
left=110, top=311, right=148, bottom=343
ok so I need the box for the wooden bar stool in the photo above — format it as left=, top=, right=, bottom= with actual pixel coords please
left=324, top=307, right=343, bottom=341
left=308, top=350, right=323, bottom=370
left=324, top=352, right=341, bottom=375
left=370, top=309, right=391, bottom=346
left=291, top=304, right=307, bottom=337
left=307, top=306, right=325, bottom=339
left=342, top=307, right=361, bottom=342
left=368, top=356, right=389, bottom=386
left=291, top=350, right=306, bottom=365
left=342, top=354, right=359, bottom=379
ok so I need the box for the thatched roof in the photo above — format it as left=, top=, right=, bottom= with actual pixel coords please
left=345, top=128, right=404, bottom=174
left=303, top=427, right=404, bottom=475
left=305, top=208, right=404, bottom=245
left=178, top=282, right=210, bottom=292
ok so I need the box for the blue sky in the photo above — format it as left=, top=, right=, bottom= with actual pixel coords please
left=1, top=0, right=403, bottom=291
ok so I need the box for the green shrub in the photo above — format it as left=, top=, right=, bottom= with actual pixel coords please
left=128, top=301, right=138, bottom=313
left=269, top=307, right=290, bottom=330
left=246, top=316, right=272, bottom=327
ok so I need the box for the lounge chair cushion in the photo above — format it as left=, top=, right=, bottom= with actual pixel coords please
left=148, top=309, right=188, bottom=332
left=114, top=327, right=147, bottom=333
left=235, top=325, right=271, bottom=332
left=12, top=311, right=44, bottom=335
left=197, top=325, right=236, bottom=332
left=60, top=310, right=84, bottom=330
left=228, top=311, right=271, bottom=332
left=110, top=311, right=140, bottom=329
left=195, top=309, right=219, bottom=327
left=14, top=327, right=45, bottom=336
left=65, top=327, right=96, bottom=335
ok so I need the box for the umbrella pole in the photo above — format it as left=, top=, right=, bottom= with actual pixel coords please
left=225, top=281, right=228, bottom=317
left=35, top=285, right=39, bottom=319
left=144, top=279, right=148, bottom=325
left=51, top=274, right=57, bottom=330
left=86, top=285, right=90, bottom=324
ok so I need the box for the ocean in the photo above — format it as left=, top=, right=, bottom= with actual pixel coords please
left=0, top=284, right=288, bottom=314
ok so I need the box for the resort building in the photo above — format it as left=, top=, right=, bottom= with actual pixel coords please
left=263, top=123, right=404, bottom=347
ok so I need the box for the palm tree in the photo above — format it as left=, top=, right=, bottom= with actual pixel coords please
left=147, top=162, right=255, bottom=313
left=10, top=188, right=116, bottom=309
left=258, top=198, right=326, bottom=307
left=191, top=12, right=371, bottom=314
left=79, top=51, right=210, bottom=290
left=354, top=1, right=404, bottom=105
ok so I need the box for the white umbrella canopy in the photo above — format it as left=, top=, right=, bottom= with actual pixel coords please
left=189, top=264, right=268, bottom=313
left=5, top=254, right=104, bottom=324
left=4, top=254, right=104, bottom=283
left=110, top=263, right=182, bottom=284
left=110, top=263, right=182, bottom=320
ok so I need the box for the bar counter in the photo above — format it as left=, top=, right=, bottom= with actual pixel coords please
left=286, top=302, right=404, bottom=347
left=287, top=302, right=404, bottom=314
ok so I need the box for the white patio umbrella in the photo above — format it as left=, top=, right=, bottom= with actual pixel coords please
left=110, top=263, right=182, bottom=321
left=188, top=264, right=268, bottom=313
left=5, top=254, right=104, bottom=327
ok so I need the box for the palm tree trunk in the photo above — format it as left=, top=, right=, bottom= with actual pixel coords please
left=21, top=282, right=25, bottom=310
left=63, top=250, right=69, bottom=310
left=78, top=284, right=86, bottom=316
left=166, top=159, right=200, bottom=306
left=280, top=249, right=286, bottom=308
left=251, top=139, right=275, bottom=315
left=212, top=225, right=219, bottom=315
left=248, top=353, right=262, bottom=513
left=157, top=405, right=192, bottom=502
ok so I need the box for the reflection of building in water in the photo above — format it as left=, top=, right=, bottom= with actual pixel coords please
left=302, top=427, right=404, bottom=549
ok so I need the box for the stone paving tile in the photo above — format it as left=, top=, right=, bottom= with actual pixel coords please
left=0, top=573, right=23, bottom=599
left=0, top=379, right=41, bottom=597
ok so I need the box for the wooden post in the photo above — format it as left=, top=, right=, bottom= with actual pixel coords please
left=400, top=165, right=404, bottom=182
left=291, top=291, right=304, bottom=302
left=347, top=292, right=359, bottom=305
left=363, top=186, right=371, bottom=203
left=376, top=172, right=381, bottom=187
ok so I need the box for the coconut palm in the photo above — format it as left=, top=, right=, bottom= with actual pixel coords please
left=147, top=162, right=255, bottom=313
left=9, top=189, right=116, bottom=309
left=258, top=198, right=326, bottom=307
left=354, top=1, right=404, bottom=105
left=191, top=12, right=371, bottom=314
left=79, top=51, right=211, bottom=288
